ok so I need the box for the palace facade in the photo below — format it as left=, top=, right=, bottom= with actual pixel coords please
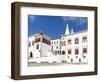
left=28, top=24, right=88, bottom=64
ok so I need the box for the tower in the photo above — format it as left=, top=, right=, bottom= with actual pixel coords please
left=65, top=24, right=70, bottom=35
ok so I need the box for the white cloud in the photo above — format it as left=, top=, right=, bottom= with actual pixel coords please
left=62, top=16, right=87, bottom=25
left=63, top=16, right=78, bottom=21
left=78, top=18, right=87, bottom=25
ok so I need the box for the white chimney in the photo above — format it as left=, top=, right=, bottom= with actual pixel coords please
left=71, top=28, right=73, bottom=34
left=65, top=24, right=70, bottom=35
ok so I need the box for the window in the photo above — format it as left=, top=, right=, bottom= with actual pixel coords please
left=76, top=56, right=78, bottom=58
left=60, top=42, right=62, bottom=46
left=61, top=41, right=66, bottom=46
left=56, top=46, right=58, bottom=49
left=83, top=56, right=86, bottom=58
left=83, top=48, right=87, bottom=53
left=58, top=51, right=59, bottom=54
left=36, top=44, right=39, bottom=49
left=75, top=38, right=79, bottom=44
left=63, top=41, right=66, bottom=46
left=32, top=41, right=34, bottom=45
left=35, top=38, right=40, bottom=43
left=43, top=38, right=50, bottom=45
left=68, top=49, right=71, bottom=54
left=60, top=46, right=61, bottom=49
left=57, top=41, right=58, bottom=44
left=60, top=41, right=62, bottom=46
left=75, top=49, right=79, bottom=55
left=51, top=46, right=53, bottom=51
left=82, top=36, right=87, bottom=42
left=30, top=52, right=33, bottom=58
left=62, top=51, right=65, bottom=55
left=71, top=59, right=73, bottom=62
left=79, top=59, right=81, bottom=62
left=29, top=42, right=31, bottom=47
left=60, top=51, right=61, bottom=55
left=68, top=39, right=71, bottom=44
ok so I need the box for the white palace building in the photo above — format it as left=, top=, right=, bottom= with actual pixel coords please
left=28, top=24, right=88, bottom=64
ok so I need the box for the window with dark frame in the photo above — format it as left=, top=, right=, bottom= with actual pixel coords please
left=83, top=56, right=86, bottom=58
left=42, top=38, right=51, bottom=45
left=82, top=36, right=87, bottom=42
left=68, top=49, right=71, bottom=54
left=83, top=48, right=87, bottom=53
left=75, top=38, right=79, bottom=44
left=62, top=51, right=65, bottom=55
left=61, top=41, right=66, bottom=46
left=36, top=44, right=39, bottom=49
left=79, top=59, right=81, bottom=62
left=56, top=46, right=58, bottom=49
left=68, top=39, right=71, bottom=44
left=30, top=52, right=33, bottom=58
left=75, top=49, right=79, bottom=55
left=35, top=37, right=41, bottom=43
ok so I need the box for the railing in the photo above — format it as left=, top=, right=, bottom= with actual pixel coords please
left=48, top=49, right=56, bottom=55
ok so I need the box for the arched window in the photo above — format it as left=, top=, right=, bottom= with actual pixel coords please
left=71, top=59, right=73, bottom=62
left=30, top=52, right=33, bottom=58
left=62, top=51, right=65, bottom=55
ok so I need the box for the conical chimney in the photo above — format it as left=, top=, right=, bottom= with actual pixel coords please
left=65, top=24, right=70, bottom=35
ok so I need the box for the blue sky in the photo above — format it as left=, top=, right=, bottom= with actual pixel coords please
left=28, top=15, right=88, bottom=39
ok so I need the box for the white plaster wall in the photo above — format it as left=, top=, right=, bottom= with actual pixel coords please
left=41, top=43, right=50, bottom=57
left=66, top=31, right=88, bottom=63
